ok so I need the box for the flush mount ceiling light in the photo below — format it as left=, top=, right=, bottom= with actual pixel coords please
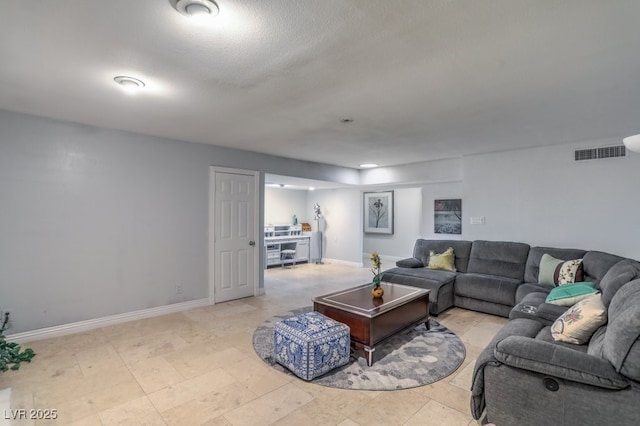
left=623, top=134, right=640, bottom=153
left=359, top=163, right=379, bottom=169
left=174, top=0, right=219, bottom=18
left=113, top=76, right=145, bottom=93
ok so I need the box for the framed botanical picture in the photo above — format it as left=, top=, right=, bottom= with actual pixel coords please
left=434, top=199, right=462, bottom=234
left=364, top=191, right=394, bottom=234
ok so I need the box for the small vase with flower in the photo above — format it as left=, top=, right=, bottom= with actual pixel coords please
left=370, top=252, right=384, bottom=298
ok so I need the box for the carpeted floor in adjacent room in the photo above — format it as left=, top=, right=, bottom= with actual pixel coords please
left=1, top=262, right=507, bottom=425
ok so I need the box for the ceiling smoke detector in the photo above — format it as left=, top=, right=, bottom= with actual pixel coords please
left=174, top=0, right=219, bottom=18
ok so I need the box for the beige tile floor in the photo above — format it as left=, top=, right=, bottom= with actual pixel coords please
left=0, top=263, right=506, bottom=425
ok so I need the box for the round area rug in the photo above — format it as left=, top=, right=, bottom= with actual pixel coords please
left=252, top=307, right=466, bottom=391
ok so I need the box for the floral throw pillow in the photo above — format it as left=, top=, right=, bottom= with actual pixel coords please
left=551, top=294, right=607, bottom=345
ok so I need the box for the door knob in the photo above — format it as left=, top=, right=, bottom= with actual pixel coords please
left=249, top=241, right=256, bottom=246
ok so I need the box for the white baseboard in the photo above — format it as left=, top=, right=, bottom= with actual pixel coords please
left=6, top=298, right=210, bottom=344
left=322, top=258, right=364, bottom=268
left=363, top=252, right=404, bottom=267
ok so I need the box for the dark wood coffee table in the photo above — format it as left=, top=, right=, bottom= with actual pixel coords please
left=313, top=282, right=430, bottom=366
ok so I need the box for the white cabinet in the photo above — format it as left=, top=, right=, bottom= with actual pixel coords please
left=295, top=239, right=309, bottom=262
left=265, top=242, right=281, bottom=266
left=265, top=224, right=302, bottom=237
left=264, top=235, right=310, bottom=268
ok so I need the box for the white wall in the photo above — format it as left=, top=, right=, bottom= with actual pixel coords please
left=273, top=185, right=455, bottom=266
left=363, top=188, right=422, bottom=261
left=462, top=139, right=640, bottom=259
left=360, top=158, right=465, bottom=262
left=0, top=110, right=359, bottom=333
left=361, top=157, right=462, bottom=185
left=4, top=108, right=639, bottom=334
left=361, top=183, right=464, bottom=263
left=264, top=187, right=308, bottom=225
left=360, top=140, right=640, bottom=263
left=420, top=181, right=464, bottom=239
left=264, top=187, right=364, bottom=266
left=264, top=186, right=365, bottom=266
left=306, top=189, right=363, bottom=266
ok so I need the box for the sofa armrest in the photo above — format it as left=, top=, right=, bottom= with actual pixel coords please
left=395, top=257, right=424, bottom=268
left=535, top=302, right=568, bottom=323
left=494, top=336, right=629, bottom=390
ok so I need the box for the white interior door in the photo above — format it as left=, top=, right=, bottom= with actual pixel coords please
left=211, top=168, right=258, bottom=303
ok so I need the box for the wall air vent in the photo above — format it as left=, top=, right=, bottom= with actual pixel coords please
left=574, top=145, right=626, bottom=162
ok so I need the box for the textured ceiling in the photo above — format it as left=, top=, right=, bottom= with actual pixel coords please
left=1, top=0, right=639, bottom=169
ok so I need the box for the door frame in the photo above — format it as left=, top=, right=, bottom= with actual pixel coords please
left=209, top=166, right=261, bottom=304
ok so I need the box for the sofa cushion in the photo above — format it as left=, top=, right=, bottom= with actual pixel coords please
left=581, top=250, right=626, bottom=283
left=382, top=266, right=456, bottom=284
left=455, top=273, right=521, bottom=306
left=598, top=259, right=640, bottom=307
left=412, top=239, right=473, bottom=273
left=535, top=303, right=569, bottom=324
left=538, top=253, right=584, bottom=286
left=427, top=247, right=456, bottom=272
left=524, top=246, right=588, bottom=284
left=518, top=291, right=549, bottom=307
left=395, top=257, right=424, bottom=268
left=466, top=240, right=530, bottom=280
left=587, top=325, right=607, bottom=357
left=545, top=282, right=597, bottom=306
left=494, top=336, right=627, bottom=390
left=380, top=267, right=456, bottom=315
left=535, top=325, right=589, bottom=351
left=515, top=283, right=552, bottom=303
left=599, top=279, right=640, bottom=381
left=550, top=294, right=607, bottom=345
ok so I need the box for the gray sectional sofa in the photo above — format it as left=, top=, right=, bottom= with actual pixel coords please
left=381, top=239, right=625, bottom=317
left=381, top=239, right=640, bottom=425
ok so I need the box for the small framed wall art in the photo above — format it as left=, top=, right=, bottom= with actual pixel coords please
left=434, top=199, right=462, bottom=234
left=364, top=191, right=394, bottom=234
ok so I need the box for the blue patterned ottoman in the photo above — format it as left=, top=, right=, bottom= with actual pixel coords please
left=274, top=311, right=351, bottom=380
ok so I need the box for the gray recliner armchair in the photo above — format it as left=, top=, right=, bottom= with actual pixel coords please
left=471, top=260, right=640, bottom=426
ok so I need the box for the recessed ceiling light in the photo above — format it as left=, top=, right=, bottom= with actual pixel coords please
left=340, top=118, right=354, bottom=124
left=359, top=163, right=378, bottom=168
left=113, top=76, right=145, bottom=93
left=309, top=187, right=315, bottom=191
left=174, top=0, right=219, bottom=18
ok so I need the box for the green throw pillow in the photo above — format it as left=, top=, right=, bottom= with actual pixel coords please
left=546, top=282, right=597, bottom=306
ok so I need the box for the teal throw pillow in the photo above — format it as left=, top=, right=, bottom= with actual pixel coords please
left=546, top=282, right=597, bottom=306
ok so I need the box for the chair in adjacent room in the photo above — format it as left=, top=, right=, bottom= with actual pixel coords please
left=281, top=242, right=297, bottom=268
